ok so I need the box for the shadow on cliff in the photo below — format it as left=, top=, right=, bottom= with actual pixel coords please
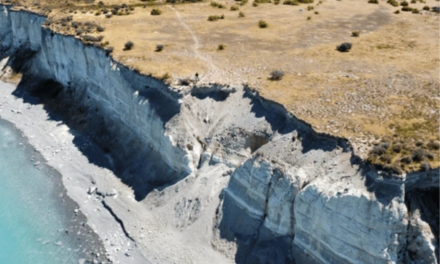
left=215, top=191, right=294, bottom=264
left=10, top=73, right=185, bottom=201
left=242, top=88, right=350, bottom=154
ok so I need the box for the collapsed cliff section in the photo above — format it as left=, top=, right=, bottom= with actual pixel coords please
left=0, top=5, right=438, bottom=264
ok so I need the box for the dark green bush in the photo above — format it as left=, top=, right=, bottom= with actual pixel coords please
left=258, top=20, right=268, bottom=28
left=218, top=44, right=226, bottom=50
left=368, top=0, right=379, bottom=4
left=400, top=1, right=408, bottom=6
left=208, top=15, right=220, bottom=21
left=230, top=5, right=239, bottom=10
left=151, top=9, right=162, bottom=15
left=283, top=0, right=299, bottom=5
left=352, top=31, right=360, bottom=37
left=124, top=41, right=134, bottom=50
left=238, top=11, right=245, bottom=17
left=387, top=0, right=398, bottom=6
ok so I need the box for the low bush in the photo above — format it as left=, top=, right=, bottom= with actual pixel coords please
left=208, top=15, right=220, bottom=21
left=392, top=144, right=402, bottom=153
left=400, top=1, right=408, bottom=6
left=254, top=0, right=272, bottom=3
left=230, top=5, right=239, bottom=10
left=307, top=5, right=314, bottom=10
left=307, top=16, right=311, bottom=20
left=412, top=8, right=420, bottom=13
left=283, top=0, right=298, bottom=4
left=270, top=70, right=285, bottom=80
left=239, top=11, right=245, bottom=17
left=427, top=140, right=440, bottom=150
left=352, top=31, right=360, bottom=37
left=218, top=44, right=226, bottom=50
left=412, top=148, right=426, bottom=162
left=394, top=10, right=400, bottom=14
left=220, top=14, right=225, bottom=19
left=368, top=0, right=378, bottom=3
left=97, top=26, right=105, bottom=32
left=253, top=2, right=259, bottom=6
left=336, top=42, right=352, bottom=52
left=258, top=20, right=268, bottom=28
left=240, top=0, right=249, bottom=5
left=387, top=0, right=398, bottom=6
left=151, top=9, right=162, bottom=15
left=410, top=0, right=416, bottom=3
left=179, top=77, right=192, bottom=86
left=298, top=0, right=313, bottom=3
left=124, top=41, right=134, bottom=50
left=314, top=11, right=319, bottom=14
left=95, top=11, right=101, bottom=16
left=156, top=44, right=164, bottom=52
left=401, top=6, right=413, bottom=11
left=423, top=5, right=430, bottom=10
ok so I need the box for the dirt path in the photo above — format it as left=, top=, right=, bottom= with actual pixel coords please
left=167, top=5, right=218, bottom=78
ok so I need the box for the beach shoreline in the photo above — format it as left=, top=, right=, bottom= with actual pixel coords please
left=0, top=80, right=150, bottom=264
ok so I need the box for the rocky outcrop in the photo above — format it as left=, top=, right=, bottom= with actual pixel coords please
left=0, top=5, right=438, bottom=264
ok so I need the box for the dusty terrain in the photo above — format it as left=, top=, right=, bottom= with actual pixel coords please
left=2, top=0, right=439, bottom=171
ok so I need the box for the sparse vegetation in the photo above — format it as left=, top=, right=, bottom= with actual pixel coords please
left=394, top=10, right=400, bottom=14
left=336, top=42, right=352, bottom=52
left=239, top=11, right=245, bottom=17
left=208, top=15, right=220, bottom=21
left=270, top=70, right=285, bottom=80
left=412, top=8, right=420, bottom=13
left=283, top=0, right=299, bottom=5
left=307, top=5, right=314, bottom=10
left=387, top=0, right=399, bottom=6
left=314, top=11, right=319, bottom=14
left=151, top=9, right=162, bottom=15
left=423, top=5, right=430, bottom=10
left=352, top=31, right=360, bottom=37
left=400, top=1, right=409, bottom=6
left=156, top=44, right=164, bottom=52
left=124, top=41, right=134, bottom=50
left=258, top=20, right=268, bottom=28
left=230, top=5, right=239, bottom=10
left=218, top=44, right=226, bottom=50
left=401, top=6, right=413, bottom=11
left=307, top=16, right=311, bottom=20
left=368, top=0, right=379, bottom=3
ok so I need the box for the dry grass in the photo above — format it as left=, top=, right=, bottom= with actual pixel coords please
left=4, top=0, right=440, bottom=171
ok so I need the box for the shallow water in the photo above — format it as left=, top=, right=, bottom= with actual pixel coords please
left=0, top=119, right=83, bottom=264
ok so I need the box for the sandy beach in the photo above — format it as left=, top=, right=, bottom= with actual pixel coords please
left=0, top=80, right=150, bottom=264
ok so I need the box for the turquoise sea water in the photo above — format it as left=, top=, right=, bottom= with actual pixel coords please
left=0, top=119, right=82, bottom=264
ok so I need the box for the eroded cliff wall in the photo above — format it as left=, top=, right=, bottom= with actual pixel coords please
left=0, top=5, right=438, bottom=264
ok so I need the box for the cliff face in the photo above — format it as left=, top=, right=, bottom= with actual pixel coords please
left=0, top=6, right=438, bottom=264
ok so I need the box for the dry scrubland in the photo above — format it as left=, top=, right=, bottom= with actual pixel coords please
left=3, top=0, right=440, bottom=173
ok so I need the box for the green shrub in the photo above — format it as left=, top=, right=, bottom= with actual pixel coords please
left=314, top=11, right=319, bottom=14
left=254, top=0, right=272, bottom=3
left=211, top=1, right=219, bottom=7
left=307, top=5, right=314, bottom=10
left=240, top=0, right=248, bottom=5
left=274, top=0, right=280, bottom=4
left=283, top=0, right=299, bottom=5
left=258, top=20, right=268, bottom=28
left=400, top=1, right=408, bottom=6
left=151, top=9, right=162, bottom=15
left=253, top=2, right=259, bottom=6
left=230, top=5, right=239, bottom=10
left=307, top=16, right=311, bottom=20
left=298, top=0, right=313, bottom=3
left=218, top=44, right=226, bottom=50
left=423, top=5, right=430, bottom=10
left=220, top=14, right=225, bottom=19
left=394, top=9, right=400, bottom=13
left=387, top=0, right=398, bottom=6
left=401, top=6, right=412, bottom=11
left=412, top=8, right=419, bottom=13
left=238, top=11, right=245, bottom=17
left=368, top=0, right=379, bottom=4
left=410, top=0, right=416, bottom=3
left=124, top=41, right=134, bottom=50
left=95, top=11, right=101, bottom=16
left=208, top=15, right=220, bottom=21
left=270, top=70, right=285, bottom=80
left=352, top=31, right=360, bottom=37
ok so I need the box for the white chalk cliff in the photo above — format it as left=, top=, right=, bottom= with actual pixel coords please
left=0, top=5, right=438, bottom=264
